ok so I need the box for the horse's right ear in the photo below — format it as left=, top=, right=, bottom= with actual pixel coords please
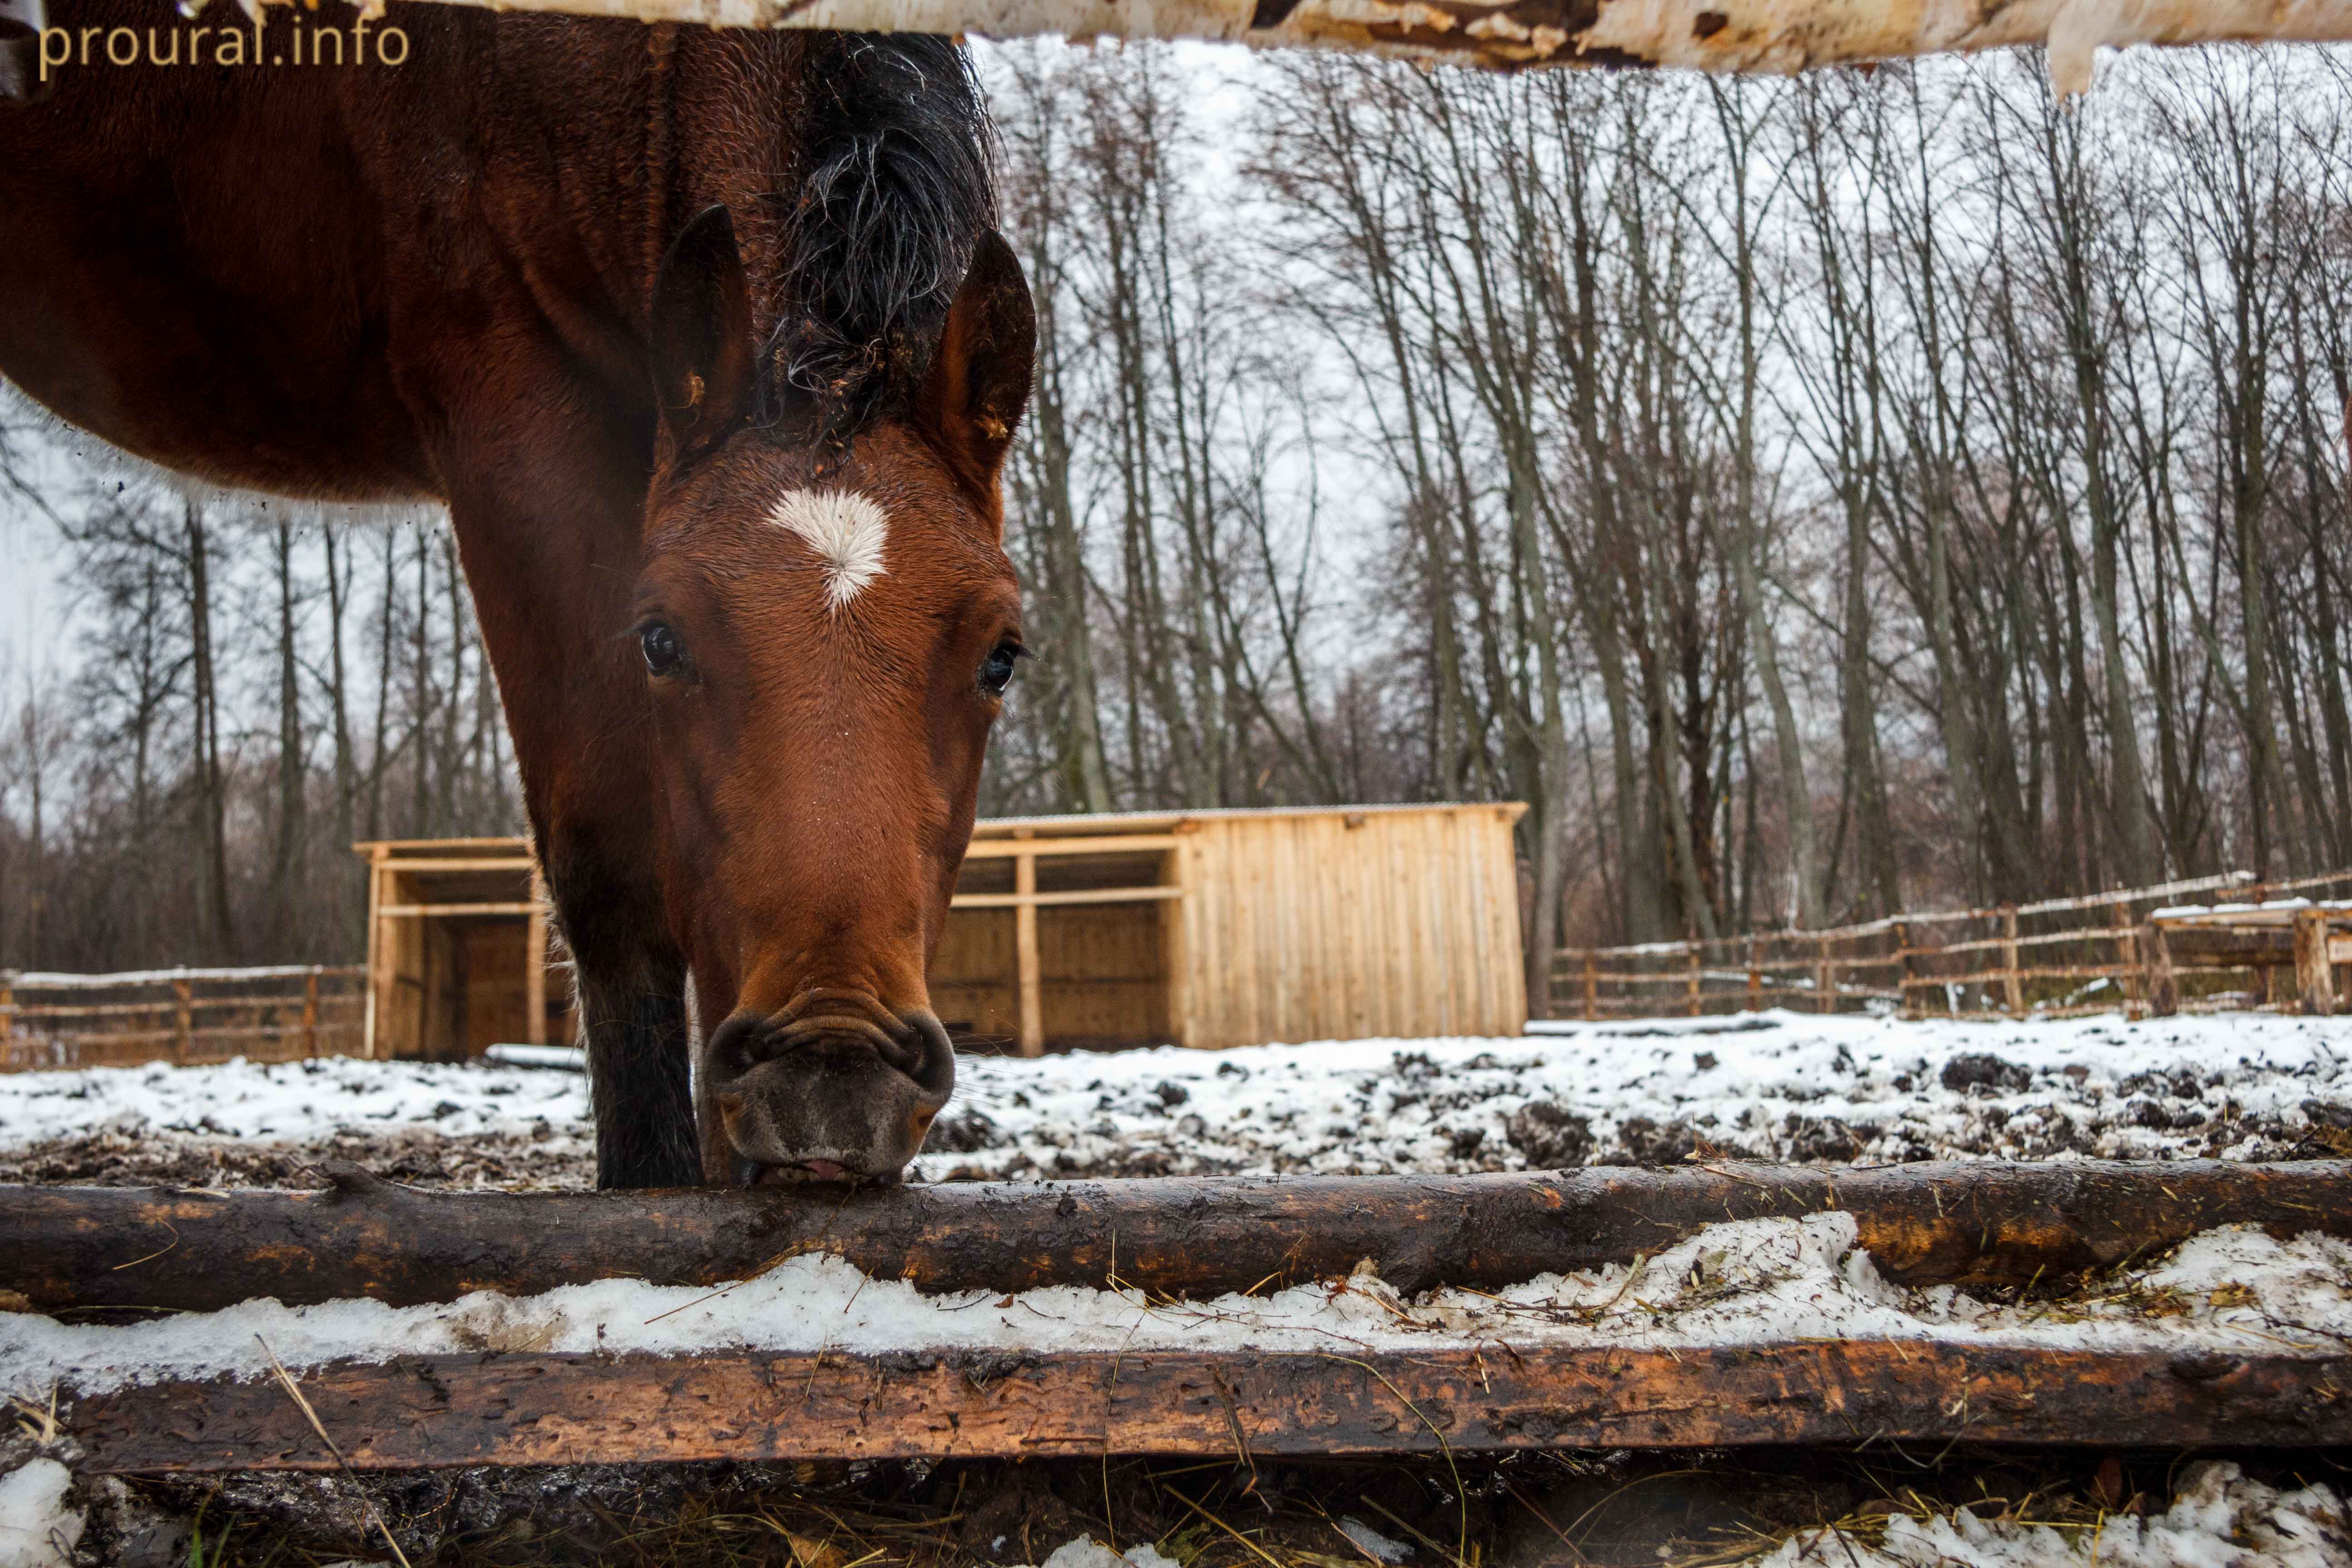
left=914, top=231, right=1036, bottom=507
left=652, top=206, right=754, bottom=459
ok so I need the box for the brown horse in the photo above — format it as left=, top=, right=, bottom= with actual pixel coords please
left=0, top=0, right=1036, bottom=1188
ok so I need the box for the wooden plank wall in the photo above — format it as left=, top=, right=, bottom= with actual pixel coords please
left=931, top=902, right=1169, bottom=1047
left=1175, top=805, right=1526, bottom=1049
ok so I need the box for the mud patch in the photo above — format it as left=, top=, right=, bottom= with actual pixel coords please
left=0, top=1126, right=595, bottom=1190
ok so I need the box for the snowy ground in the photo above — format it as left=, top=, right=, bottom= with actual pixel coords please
left=1, top=1009, right=2348, bottom=1191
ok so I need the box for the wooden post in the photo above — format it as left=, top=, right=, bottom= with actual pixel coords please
left=361, top=850, right=384, bottom=1059
left=1894, top=921, right=1917, bottom=1019
left=2295, top=909, right=2337, bottom=1017
left=1815, top=935, right=1834, bottom=1014
left=172, top=975, right=193, bottom=1061
left=1014, top=838, right=1043, bottom=1057
left=2142, top=922, right=2179, bottom=1018
left=1583, top=951, right=1598, bottom=1021
left=302, top=970, right=319, bottom=1058
left=525, top=866, right=549, bottom=1047
left=1686, top=940, right=1702, bottom=1017
left=0, top=971, right=13, bottom=1053
left=1746, top=934, right=1762, bottom=1014
left=1999, top=905, right=2024, bottom=1016
left=2111, top=899, right=2141, bottom=1017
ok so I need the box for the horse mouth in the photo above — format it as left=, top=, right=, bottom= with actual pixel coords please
left=735, top=1156, right=874, bottom=1188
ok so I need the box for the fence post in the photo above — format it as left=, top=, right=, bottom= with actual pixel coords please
left=2142, top=922, right=2179, bottom=1018
left=303, top=970, right=319, bottom=1058
left=1583, top=951, right=1598, bottom=1022
left=1894, top=921, right=1918, bottom=1019
left=1686, top=941, right=1702, bottom=1018
left=173, top=974, right=193, bottom=1060
left=1014, top=835, right=1043, bottom=1058
left=1816, top=935, right=1836, bottom=1014
left=0, top=970, right=12, bottom=1053
left=2295, top=909, right=2337, bottom=1017
left=1746, top=935, right=1762, bottom=1014
left=2112, top=899, right=2141, bottom=1018
left=524, top=865, right=550, bottom=1049
left=1999, top=906, right=2024, bottom=1016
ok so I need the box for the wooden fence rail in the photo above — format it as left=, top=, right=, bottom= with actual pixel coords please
left=0, top=964, right=367, bottom=1073
left=13, top=1161, right=2349, bottom=1470
left=1551, top=867, right=2352, bottom=1023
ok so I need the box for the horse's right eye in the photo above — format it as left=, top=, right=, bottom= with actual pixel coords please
left=640, top=622, right=688, bottom=678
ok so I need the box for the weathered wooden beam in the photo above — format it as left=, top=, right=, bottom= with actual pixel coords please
left=7, top=1160, right=2346, bottom=1315
left=63, top=1341, right=2352, bottom=1473
left=2296, top=909, right=2338, bottom=1017
left=358, top=0, right=2352, bottom=93
left=2161, top=925, right=2297, bottom=962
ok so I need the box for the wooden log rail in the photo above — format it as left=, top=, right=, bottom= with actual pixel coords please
left=62, top=1342, right=2352, bottom=1472
left=15, top=1160, right=2352, bottom=1472
left=7, top=1160, right=2347, bottom=1315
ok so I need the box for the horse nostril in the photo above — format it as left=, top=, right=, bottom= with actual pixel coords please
left=706, top=1013, right=786, bottom=1078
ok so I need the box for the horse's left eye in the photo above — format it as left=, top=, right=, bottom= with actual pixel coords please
left=979, top=640, right=1025, bottom=697
left=640, top=622, right=689, bottom=678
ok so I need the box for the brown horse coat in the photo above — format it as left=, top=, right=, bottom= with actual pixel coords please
left=0, top=1, right=1034, bottom=1186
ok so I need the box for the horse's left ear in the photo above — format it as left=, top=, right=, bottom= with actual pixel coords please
left=915, top=231, right=1035, bottom=506
left=652, top=206, right=755, bottom=461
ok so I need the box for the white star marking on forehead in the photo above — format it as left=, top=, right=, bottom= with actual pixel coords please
left=769, top=488, right=889, bottom=611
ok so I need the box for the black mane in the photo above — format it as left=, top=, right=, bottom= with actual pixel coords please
left=766, top=33, right=998, bottom=443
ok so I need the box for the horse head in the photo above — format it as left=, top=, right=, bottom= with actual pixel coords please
left=635, top=205, right=1034, bottom=1187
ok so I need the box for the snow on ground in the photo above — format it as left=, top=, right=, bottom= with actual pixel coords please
left=0, top=1052, right=595, bottom=1189
left=5, top=1211, right=2346, bottom=1397
left=0, top=1458, right=81, bottom=1568
left=1, top=1010, right=2348, bottom=1190
left=1751, top=1461, right=2349, bottom=1568
left=921, top=1010, right=2352, bottom=1178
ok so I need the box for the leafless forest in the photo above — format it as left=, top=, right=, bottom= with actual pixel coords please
left=2, top=44, right=2348, bottom=975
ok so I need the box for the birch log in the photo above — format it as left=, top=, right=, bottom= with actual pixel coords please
left=349, top=0, right=2352, bottom=93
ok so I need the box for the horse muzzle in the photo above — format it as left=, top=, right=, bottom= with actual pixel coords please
left=700, top=993, right=956, bottom=1186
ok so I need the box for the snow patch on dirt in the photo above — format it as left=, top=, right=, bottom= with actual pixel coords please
left=922, top=1011, right=2352, bottom=1179
left=1753, top=1460, right=2351, bottom=1567
left=0, top=1458, right=82, bottom=1568
left=0, top=1011, right=2345, bottom=1191
left=0, top=1054, right=592, bottom=1190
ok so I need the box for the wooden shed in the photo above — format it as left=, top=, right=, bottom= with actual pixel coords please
left=937, top=804, right=1529, bottom=1053
left=356, top=802, right=1527, bottom=1059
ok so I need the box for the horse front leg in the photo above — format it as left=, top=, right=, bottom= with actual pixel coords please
left=544, top=844, right=700, bottom=1189
left=441, top=459, right=697, bottom=1189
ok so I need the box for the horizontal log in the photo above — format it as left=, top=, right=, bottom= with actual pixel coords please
left=352, top=0, right=2352, bottom=91
left=2161, top=926, right=2298, bottom=961
left=949, top=886, right=1184, bottom=909
left=7, top=1161, right=2346, bottom=1315
left=64, top=1340, right=2352, bottom=1473
left=376, top=902, right=542, bottom=918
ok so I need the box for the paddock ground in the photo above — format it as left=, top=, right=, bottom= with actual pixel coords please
left=4, top=1013, right=2348, bottom=1566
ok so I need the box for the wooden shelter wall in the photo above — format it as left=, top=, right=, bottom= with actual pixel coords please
left=1174, top=807, right=1525, bottom=1049
left=461, top=924, right=529, bottom=1056
left=932, top=902, right=1169, bottom=1047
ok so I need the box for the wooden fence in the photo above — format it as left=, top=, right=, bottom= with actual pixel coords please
left=0, top=964, right=366, bottom=1073
left=1550, top=867, right=2352, bottom=1022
